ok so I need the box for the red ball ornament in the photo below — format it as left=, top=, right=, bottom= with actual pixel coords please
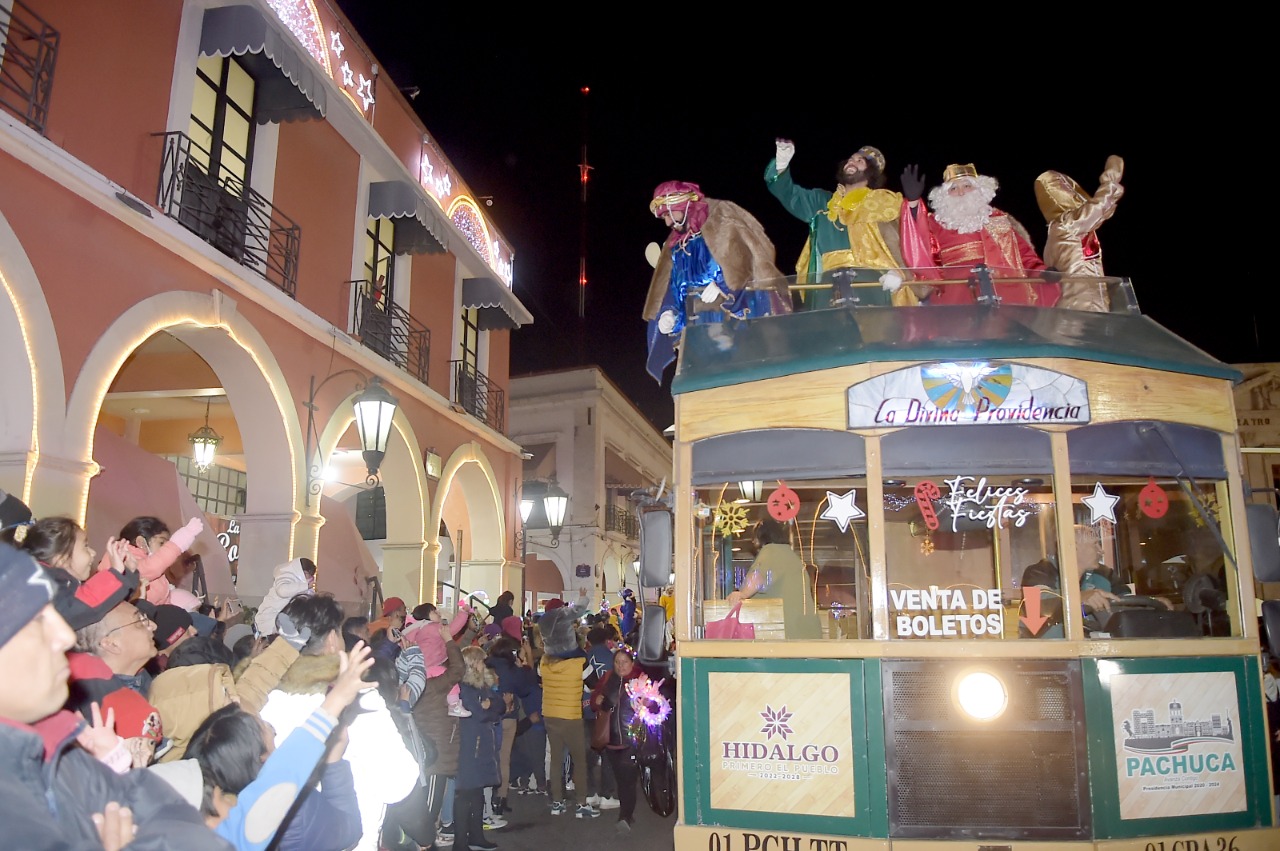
left=767, top=484, right=801, bottom=522
left=1140, top=477, right=1168, bottom=519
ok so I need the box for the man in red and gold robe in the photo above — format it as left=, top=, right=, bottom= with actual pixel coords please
left=900, top=163, right=1058, bottom=306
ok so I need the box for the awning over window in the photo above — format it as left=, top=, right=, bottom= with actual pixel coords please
left=462, top=277, right=534, bottom=330
left=368, top=181, right=449, bottom=255
left=199, top=5, right=327, bottom=124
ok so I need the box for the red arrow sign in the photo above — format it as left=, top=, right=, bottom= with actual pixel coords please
left=1020, top=585, right=1049, bottom=635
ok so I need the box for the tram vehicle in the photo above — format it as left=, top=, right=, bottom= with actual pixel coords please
left=631, top=269, right=1280, bottom=851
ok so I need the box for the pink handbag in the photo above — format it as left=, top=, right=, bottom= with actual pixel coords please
left=705, top=603, right=755, bottom=639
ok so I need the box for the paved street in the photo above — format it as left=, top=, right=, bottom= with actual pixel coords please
left=467, top=790, right=677, bottom=851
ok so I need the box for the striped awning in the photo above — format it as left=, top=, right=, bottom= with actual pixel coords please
left=462, top=277, right=534, bottom=330
left=199, top=5, right=327, bottom=124
left=368, top=181, right=449, bottom=255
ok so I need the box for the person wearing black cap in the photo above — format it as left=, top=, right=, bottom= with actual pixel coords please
left=0, top=541, right=233, bottom=849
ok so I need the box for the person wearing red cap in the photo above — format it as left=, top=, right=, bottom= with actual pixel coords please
left=0, top=541, right=233, bottom=849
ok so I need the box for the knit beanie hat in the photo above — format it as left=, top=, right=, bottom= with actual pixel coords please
left=152, top=604, right=194, bottom=650
left=383, top=597, right=406, bottom=617
left=501, top=615, right=523, bottom=641
left=449, top=605, right=472, bottom=639
left=0, top=542, right=56, bottom=649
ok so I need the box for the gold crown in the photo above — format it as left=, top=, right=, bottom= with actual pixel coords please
left=857, top=146, right=886, bottom=172
left=943, top=163, right=978, bottom=183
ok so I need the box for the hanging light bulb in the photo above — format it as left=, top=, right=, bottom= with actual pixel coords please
left=189, top=397, right=223, bottom=473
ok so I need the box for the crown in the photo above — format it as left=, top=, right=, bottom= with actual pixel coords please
left=943, top=163, right=979, bottom=183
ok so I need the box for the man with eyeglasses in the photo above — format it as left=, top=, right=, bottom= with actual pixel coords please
left=69, top=601, right=160, bottom=711
left=0, top=541, right=233, bottom=849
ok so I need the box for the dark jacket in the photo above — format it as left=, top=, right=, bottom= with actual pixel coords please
left=0, top=710, right=232, bottom=850
left=273, top=760, right=362, bottom=851
left=591, top=666, right=646, bottom=749
left=486, top=654, right=538, bottom=722
left=455, top=681, right=503, bottom=790
left=411, top=638, right=463, bottom=776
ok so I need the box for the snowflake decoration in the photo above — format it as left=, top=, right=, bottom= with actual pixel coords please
left=329, top=30, right=344, bottom=57
left=626, top=674, right=671, bottom=727
left=713, top=501, right=748, bottom=536
left=760, top=705, right=793, bottom=740
left=1191, top=492, right=1221, bottom=528
left=356, top=74, right=375, bottom=110
left=340, top=61, right=354, bottom=88
left=919, top=534, right=935, bottom=556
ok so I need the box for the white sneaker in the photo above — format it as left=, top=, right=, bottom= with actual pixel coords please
left=482, top=815, right=506, bottom=830
left=586, top=795, right=601, bottom=807
left=598, top=796, right=620, bottom=810
left=565, top=779, right=575, bottom=791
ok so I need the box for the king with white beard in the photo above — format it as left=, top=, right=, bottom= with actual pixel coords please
left=900, top=164, right=1059, bottom=307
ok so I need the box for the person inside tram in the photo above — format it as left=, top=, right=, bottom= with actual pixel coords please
left=727, top=518, right=822, bottom=639
left=1019, top=556, right=1175, bottom=638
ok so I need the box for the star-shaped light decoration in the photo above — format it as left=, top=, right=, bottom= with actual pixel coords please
left=437, top=171, right=451, bottom=197
left=340, top=61, right=354, bottom=88
left=329, top=30, right=344, bottom=57
left=760, top=705, right=794, bottom=740
left=820, top=489, right=866, bottom=533
left=1082, top=481, right=1120, bottom=525
left=356, top=74, right=375, bottom=110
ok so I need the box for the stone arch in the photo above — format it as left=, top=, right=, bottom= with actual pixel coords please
left=310, top=402, right=429, bottom=602
left=60, top=291, right=302, bottom=592
left=0, top=209, right=66, bottom=502
left=429, top=442, right=505, bottom=599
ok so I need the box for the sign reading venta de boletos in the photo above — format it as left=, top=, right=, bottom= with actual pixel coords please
left=848, top=361, right=1089, bottom=428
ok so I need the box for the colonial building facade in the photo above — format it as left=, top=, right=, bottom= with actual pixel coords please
left=508, top=367, right=672, bottom=610
left=0, top=0, right=532, bottom=611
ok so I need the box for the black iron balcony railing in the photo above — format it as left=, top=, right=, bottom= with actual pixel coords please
left=349, top=279, right=430, bottom=384
left=0, top=0, right=58, bottom=134
left=154, top=131, right=300, bottom=297
left=451, top=360, right=505, bottom=433
left=605, top=503, right=640, bottom=539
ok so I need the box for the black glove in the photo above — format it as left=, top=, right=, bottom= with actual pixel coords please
left=1040, top=267, right=1063, bottom=284
left=900, top=164, right=925, bottom=202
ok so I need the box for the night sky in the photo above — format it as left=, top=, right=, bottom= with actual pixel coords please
left=331, top=8, right=1271, bottom=431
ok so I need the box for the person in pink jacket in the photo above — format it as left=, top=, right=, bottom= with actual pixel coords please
left=97, top=516, right=204, bottom=607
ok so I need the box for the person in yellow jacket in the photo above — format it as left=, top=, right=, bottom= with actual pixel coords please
left=150, top=618, right=304, bottom=761
left=538, top=587, right=600, bottom=819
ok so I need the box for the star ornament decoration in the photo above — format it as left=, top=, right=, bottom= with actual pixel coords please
left=329, top=30, right=344, bottom=57
left=821, top=489, right=866, bottom=533
left=356, top=74, right=375, bottom=110
left=1083, top=481, right=1120, bottom=525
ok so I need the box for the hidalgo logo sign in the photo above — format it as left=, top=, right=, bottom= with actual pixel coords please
left=720, top=705, right=841, bottom=778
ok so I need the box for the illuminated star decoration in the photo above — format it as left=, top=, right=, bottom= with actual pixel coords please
left=356, top=74, right=375, bottom=110
left=329, top=30, right=344, bottom=57
left=759, top=705, right=793, bottom=740
left=626, top=674, right=671, bottom=727
left=1082, top=482, right=1120, bottom=525
left=820, top=489, right=865, bottom=533
left=340, top=61, right=354, bottom=88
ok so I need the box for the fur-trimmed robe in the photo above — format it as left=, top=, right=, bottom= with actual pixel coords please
left=643, top=198, right=789, bottom=321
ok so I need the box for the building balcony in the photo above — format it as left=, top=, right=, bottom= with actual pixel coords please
left=0, top=0, right=58, bottom=135
left=451, top=360, right=505, bottom=434
left=604, top=503, right=639, bottom=539
left=349, top=278, right=430, bottom=385
left=153, top=131, right=300, bottom=297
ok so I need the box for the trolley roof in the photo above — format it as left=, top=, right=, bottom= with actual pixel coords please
left=670, top=305, right=1242, bottom=396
